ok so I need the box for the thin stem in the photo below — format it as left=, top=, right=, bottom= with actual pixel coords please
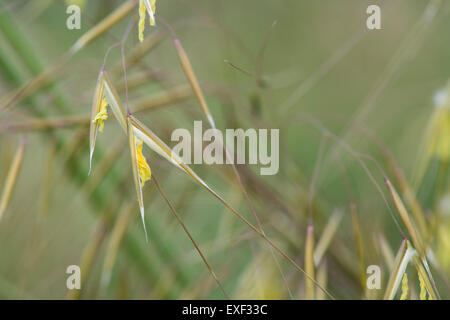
left=153, top=174, right=230, bottom=299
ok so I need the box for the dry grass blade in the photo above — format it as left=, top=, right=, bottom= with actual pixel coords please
left=173, top=38, right=215, bottom=128
left=0, top=137, right=26, bottom=220
left=316, top=260, right=328, bottom=300
left=314, top=209, right=343, bottom=266
left=305, top=224, right=315, bottom=299
left=383, top=239, right=415, bottom=300
left=385, top=178, right=424, bottom=257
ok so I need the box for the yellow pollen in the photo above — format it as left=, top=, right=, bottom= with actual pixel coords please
left=136, top=139, right=151, bottom=186
left=400, top=273, right=408, bottom=300
left=138, top=0, right=156, bottom=42
left=138, top=0, right=146, bottom=42
left=418, top=272, right=428, bottom=300
left=93, top=97, right=108, bottom=132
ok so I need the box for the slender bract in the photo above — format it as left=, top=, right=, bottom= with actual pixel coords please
left=127, top=117, right=148, bottom=242
left=89, top=71, right=105, bottom=173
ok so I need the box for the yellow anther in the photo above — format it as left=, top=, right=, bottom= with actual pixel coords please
left=93, top=97, right=108, bottom=132
left=136, top=139, right=151, bottom=186
left=400, top=273, right=408, bottom=300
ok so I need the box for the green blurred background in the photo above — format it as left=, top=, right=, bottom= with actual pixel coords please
left=0, top=0, right=449, bottom=299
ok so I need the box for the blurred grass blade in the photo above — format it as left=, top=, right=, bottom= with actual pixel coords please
left=132, top=85, right=192, bottom=113
left=315, top=260, right=328, bottom=300
left=385, top=178, right=424, bottom=257
left=39, top=140, right=56, bottom=217
left=67, top=218, right=108, bottom=300
left=413, top=80, right=450, bottom=189
left=350, top=202, right=365, bottom=289
left=378, top=233, right=395, bottom=271
left=102, top=200, right=136, bottom=286
left=305, top=224, right=315, bottom=299
left=0, top=137, right=26, bottom=220
left=314, top=209, right=343, bottom=266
